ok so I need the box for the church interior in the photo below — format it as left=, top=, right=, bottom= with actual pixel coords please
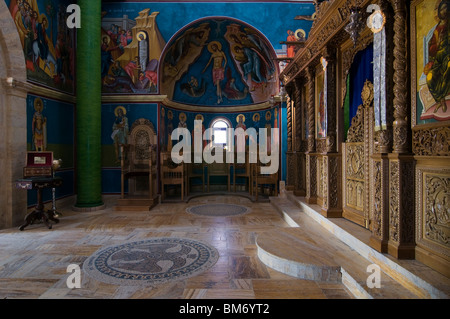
left=0, top=0, right=449, bottom=300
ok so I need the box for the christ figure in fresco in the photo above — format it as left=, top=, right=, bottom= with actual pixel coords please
left=202, top=41, right=227, bottom=104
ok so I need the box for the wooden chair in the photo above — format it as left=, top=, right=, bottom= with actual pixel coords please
left=233, top=150, right=252, bottom=193
left=160, top=152, right=186, bottom=201
left=251, top=161, right=278, bottom=201
left=206, top=151, right=230, bottom=192
left=118, top=118, right=158, bottom=210
left=186, top=156, right=205, bottom=195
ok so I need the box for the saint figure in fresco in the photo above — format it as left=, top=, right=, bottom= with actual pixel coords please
left=137, top=32, right=149, bottom=73
left=423, top=0, right=450, bottom=113
left=178, top=112, right=188, bottom=129
left=202, top=41, right=227, bottom=104
left=111, top=106, right=129, bottom=163
left=101, top=35, right=114, bottom=82
left=286, top=30, right=296, bottom=58
left=265, top=111, right=272, bottom=153
left=32, top=98, right=47, bottom=151
left=250, top=113, right=260, bottom=146
left=194, top=114, right=206, bottom=151
left=236, top=114, right=247, bottom=153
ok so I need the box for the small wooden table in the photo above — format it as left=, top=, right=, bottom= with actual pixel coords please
left=15, top=176, right=63, bottom=231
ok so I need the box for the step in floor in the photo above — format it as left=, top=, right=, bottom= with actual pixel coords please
left=256, top=196, right=422, bottom=299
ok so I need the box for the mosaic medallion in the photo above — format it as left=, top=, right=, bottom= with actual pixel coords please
left=186, top=203, right=251, bottom=217
left=82, top=238, right=219, bottom=286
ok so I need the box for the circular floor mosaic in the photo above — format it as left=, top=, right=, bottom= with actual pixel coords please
left=82, top=238, right=219, bottom=286
left=186, top=203, right=251, bottom=217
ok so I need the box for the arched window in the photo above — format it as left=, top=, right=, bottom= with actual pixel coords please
left=210, top=118, right=231, bottom=148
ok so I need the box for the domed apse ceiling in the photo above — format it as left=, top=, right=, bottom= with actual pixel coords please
left=160, top=17, right=279, bottom=108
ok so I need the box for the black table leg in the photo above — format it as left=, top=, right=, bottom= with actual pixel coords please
left=19, top=188, right=53, bottom=231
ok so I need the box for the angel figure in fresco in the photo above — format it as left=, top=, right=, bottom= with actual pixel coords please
left=202, top=41, right=227, bottom=104
left=111, top=106, right=129, bottom=163
left=228, top=31, right=274, bottom=93
left=423, top=0, right=450, bottom=114
left=32, top=98, right=47, bottom=151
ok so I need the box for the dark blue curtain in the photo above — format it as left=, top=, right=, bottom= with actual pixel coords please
left=348, top=44, right=374, bottom=122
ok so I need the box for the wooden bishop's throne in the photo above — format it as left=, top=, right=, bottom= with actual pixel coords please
left=115, top=118, right=159, bottom=210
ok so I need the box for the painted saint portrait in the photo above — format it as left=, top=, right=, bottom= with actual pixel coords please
left=414, top=0, right=450, bottom=123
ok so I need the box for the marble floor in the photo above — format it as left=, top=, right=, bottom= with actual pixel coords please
left=0, top=194, right=354, bottom=299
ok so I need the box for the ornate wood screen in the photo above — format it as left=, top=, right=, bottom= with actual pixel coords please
left=342, top=81, right=375, bottom=228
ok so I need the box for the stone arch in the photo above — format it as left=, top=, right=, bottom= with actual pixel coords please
left=0, top=1, right=28, bottom=229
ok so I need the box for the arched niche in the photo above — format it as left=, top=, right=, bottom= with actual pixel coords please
left=159, top=16, right=280, bottom=112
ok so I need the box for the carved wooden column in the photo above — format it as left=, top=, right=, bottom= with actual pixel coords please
left=387, top=0, right=415, bottom=259
left=321, top=48, right=342, bottom=217
left=286, top=84, right=295, bottom=191
left=305, top=67, right=317, bottom=204
left=294, top=78, right=306, bottom=196
left=369, top=0, right=394, bottom=253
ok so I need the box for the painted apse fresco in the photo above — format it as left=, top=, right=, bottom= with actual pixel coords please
left=161, top=17, right=278, bottom=107
left=6, top=0, right=76, bottom=94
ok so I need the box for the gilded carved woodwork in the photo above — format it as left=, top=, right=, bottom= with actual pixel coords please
left=424, top=174, right=449, bottom=247
left=342, top=80, right=374, bottom=227
left=329, top=156, right=340, bottom=209
left=287, top=94, right=293, bottom=152
left=389, top=0, right=409, bottom=154
left=281, top=0, right=371, bottom=85
left=347, top=105, right=365, bottom=142
left=306, top=67, right=316, bottom=153
left=324, top=47, right=337, bottom=153
left=388, top=155, right=416, bottom=258
left=416, top=163, right=450, bottom=253
left=306, top=154, right=318, bottom=201
left=372, top=160, right=383, bottom=237
left=389, top=160, right=400, bottom=242
left=322, top=156, right=328, bottom=208
left=415, top=160, right=450, bottom=276
left=412, top=127, right=450, bottom=157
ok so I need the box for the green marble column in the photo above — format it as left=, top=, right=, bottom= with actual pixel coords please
left=74, top=0, right=104, bottom=209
